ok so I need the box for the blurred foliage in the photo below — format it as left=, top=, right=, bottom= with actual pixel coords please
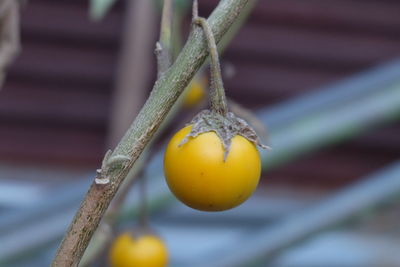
left=89, top=0, right=191, bottom=21
left=89, top=0, right=116, bottom=21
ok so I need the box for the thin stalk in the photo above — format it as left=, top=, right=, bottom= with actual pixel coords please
left=193, top=0, right=228, bottom=116
left=171, top=1, right=188, bottom=60
left=156, top=0, right=173, bottom=77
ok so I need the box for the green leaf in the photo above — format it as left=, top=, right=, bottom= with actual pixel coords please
left=89, top=0, right=117, bottom=21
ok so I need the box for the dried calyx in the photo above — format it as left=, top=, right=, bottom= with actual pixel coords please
left=180, top=1, right=268, bottom=161
left=179, top=110, right=268, bottom=160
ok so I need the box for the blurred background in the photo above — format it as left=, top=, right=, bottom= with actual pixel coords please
left=0, top=0, right=400, bottom=266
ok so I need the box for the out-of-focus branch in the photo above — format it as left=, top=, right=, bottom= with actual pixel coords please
left=0, top=0, right=20, bottom=88
left=156, top=0, right=173, bottom=77
left=108, top=0, right=156, bottom=148
left=217, top=0, right=257, bottom=53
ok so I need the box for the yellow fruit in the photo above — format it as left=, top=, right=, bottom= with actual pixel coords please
left=109, top=233, right=168, bottom=267
left=164, top=125, right=261, bottom=211
left=183, top=79, right=206, bottom=107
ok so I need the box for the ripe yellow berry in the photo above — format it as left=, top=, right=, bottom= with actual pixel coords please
left=164, top=125, right=261, bottom=211
left=109, top=233, right=168, bottom=267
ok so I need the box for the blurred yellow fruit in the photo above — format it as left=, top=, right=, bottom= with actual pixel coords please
left=183, top=78, right=206, bottom=107
left=109, top=233, right=168, bottom=267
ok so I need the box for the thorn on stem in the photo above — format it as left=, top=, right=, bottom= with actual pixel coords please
left=96, top=150, right=131, bottom=185
left=95, top=168, right=110, bottom=185
left=155, top=42, right=162, bottom=55
left=95, top=177, right=110, bottom=185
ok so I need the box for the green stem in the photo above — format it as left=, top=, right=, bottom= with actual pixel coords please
left=193, top=1, right=228, bottom=116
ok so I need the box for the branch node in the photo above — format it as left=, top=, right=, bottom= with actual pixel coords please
left=106, top=155, right=131, bottom=167
left=95, top=150, right=131, bottom=185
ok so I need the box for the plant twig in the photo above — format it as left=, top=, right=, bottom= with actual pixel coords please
left=52, top=1, right=250, bottom=266
left=156, top=0, right=173, bottom=77
left=193, top=0, right=228, bottom=116
left=0, top=0, right=20, bottom=88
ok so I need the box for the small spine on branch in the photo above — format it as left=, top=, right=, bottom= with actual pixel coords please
left=95, top=149, right=131, bottom=185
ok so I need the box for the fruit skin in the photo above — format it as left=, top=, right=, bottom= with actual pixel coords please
left=109, top=233, right=168, bottom=267
left=164, top=125, right=261, bottom=211
left=183, top=79, right=206, bottom=107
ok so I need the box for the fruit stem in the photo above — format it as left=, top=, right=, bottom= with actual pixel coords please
left=193, top=0, right=228, bottom=116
